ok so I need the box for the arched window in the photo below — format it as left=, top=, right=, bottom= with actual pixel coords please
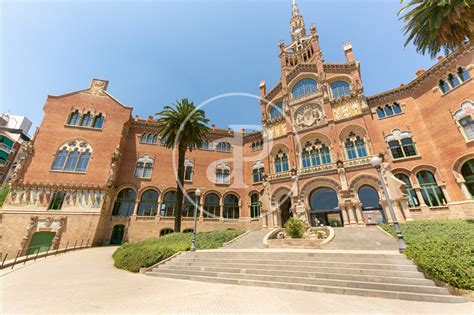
left=51, top=148, right=68, bottom=171
left=384, top=105, right=393, bottom=116
left=274, top=151, right=289, bottom=173
left=182, top=192, right=197, bottom=217
left=269, top=102, right=284, bottom=120
left=344, top=133, right=367, bottom=160
left=439, top=80, right=450, bottom=93
left=216, top=162, right=230, bottom=184
left=203, top=193, right=220, bottom=218
left=92, top=114, right=104, bottom=128
left=386, top=130, right=417, bottom=159
left=134, top=155, right=154, bottom=178
left=147, top=134, right=153, bottom=143
left=448, top=73, right=460, bottom=88
left=160, top=136, right=168, bottom=146
left=68, top=110, right=81, bottom=125
left=330, top=81, right=351, bottom=99
left=200, top=140, right=212, bottom=150
left=161, top=191, right=177, bottom=217
left=453, top=101, right=474, bottom=141
left=216, top=142, right=231, bottom=152
left=458, top=67, right=470, bottom=82
left=461, top=159, right=474, bottom=197
left=252, top=139, right=263, bottom=151
left=223, top=194, right=239, bottom=219
left=160, top=228, right=174, bottom=236
left=376, top=107, right=385, bottom=119
left=392, top=102, right=402, bottom=114
left=416, top=171, right=446, bottom=207
left=112, top=188, right=136, bottom=216
left=51, top=140, right=93, bottom=173
left=76, top=149, right=91, bottom=172
left=152, top=134, right=158, bottom=144
left=358, top=186, right=386, bottom=224
left=252, top=161, right=265, bottom=183
left=250, top=193, right=260, bottom=218
left=80, top=112, right=93, bottom=127
left=140, top=133, right=147, bottom=143
left=137, top=189, right=159, bottom=216
left=301, top=140, right=331, bottom=168
left=291, top=78, right=318, bottom=99
left=395, top=173, right=420, bottom=208
left=459, top=117, right=474, bottom=140
left=184, top=159, right=194, bottom=181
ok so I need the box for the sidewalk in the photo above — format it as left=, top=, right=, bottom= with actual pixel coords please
left=1, top=246, right=472, bottom=314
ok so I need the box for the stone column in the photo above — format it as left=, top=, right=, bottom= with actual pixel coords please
left=440, top=184, right=451, bottom=204
left=132, top=199, right=140, bottom=216
left=380, top=200, right=393, bottom=224
left=219, top=201, right=224, bottom=221
left=399, top=200, right=413, bottom=221
left=353, top=202, right=365, bottom=225
left=339, top=203, right=349, bottom=226
left=346, top=202, right=357, bottom=226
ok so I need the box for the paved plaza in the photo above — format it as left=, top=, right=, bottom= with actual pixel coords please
left=1, top=247, right=472, bottom=314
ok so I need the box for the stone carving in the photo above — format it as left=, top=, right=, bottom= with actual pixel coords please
left=107, top=145, right=121, bottom=187
left=84, top=79, right=108, bottom=96
left=332, top=100, right=362, bottom=120
left=293, top=103, right=325, bottom=130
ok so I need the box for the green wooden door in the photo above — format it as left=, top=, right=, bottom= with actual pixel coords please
left=110, top=225, right=125, bottom=245
left=26, top=232, right=56, bottom=255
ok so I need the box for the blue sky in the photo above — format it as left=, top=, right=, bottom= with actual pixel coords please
left=1, top=0, right=437, bottom=133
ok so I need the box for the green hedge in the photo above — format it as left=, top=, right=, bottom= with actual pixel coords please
left=380, top=220, right=474, bottom=290
left=112, top=229, right=244, bottom=272
left=0, top=185, right=8, bottom=207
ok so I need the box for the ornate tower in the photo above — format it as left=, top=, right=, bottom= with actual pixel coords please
left=290, top=0, right=307, bottom=43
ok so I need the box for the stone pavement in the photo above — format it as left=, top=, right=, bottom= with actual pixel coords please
left=1, top=246, right=472, bottom=314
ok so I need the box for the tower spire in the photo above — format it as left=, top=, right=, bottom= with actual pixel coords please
left=290, top=0, right=306, bottom=42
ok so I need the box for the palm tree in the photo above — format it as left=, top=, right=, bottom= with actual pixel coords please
left=398, top=0, right=474, bottom=57
left=156, top=99, right=209, bottom=232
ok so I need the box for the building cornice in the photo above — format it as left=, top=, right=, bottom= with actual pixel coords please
left=367, top=43, right=472, bottom=106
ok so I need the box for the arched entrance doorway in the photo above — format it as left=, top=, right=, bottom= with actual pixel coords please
left=279, top=195, right=292, bottom=227
left=358, top=186, right=386, bottom=224
left=110, top=225, right=125, bottom=245
left=26, top=231, right=56, bottom=255
left=309, top=188, right=342, bottom=227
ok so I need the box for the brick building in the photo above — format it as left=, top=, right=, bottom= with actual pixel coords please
left=1, top=2, right=473, bottom=258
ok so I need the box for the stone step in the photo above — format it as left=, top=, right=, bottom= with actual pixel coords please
left=155, top=268, right=447, bottom=294
left=145, top=271, right=465, bottom=303
left=189, top=251, right=405, bottom=260
left=170, top=260, right=419, bottom=272
left=161, top=265, right=434, bottom=286
left=159, top=263, right=424, bottom=278
left=177, top=255, right=415, bottom=265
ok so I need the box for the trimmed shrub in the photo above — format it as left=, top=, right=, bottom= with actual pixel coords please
left=112, top=229, right=244, bottom=272
left=0, top=185, right=8, bottom=207
left=381, top=220, right=473, bottom=290
left=284, top=218, right=306, bottom=238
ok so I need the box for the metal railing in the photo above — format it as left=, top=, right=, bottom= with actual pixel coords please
left=1, top=239, right=91, bottom=270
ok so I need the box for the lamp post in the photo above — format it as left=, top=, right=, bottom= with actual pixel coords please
left=370, top=155, right=407, bottom=253
left=190, top=188, right=201, bottom=252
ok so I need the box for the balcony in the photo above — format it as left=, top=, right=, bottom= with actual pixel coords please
left=299, top=163, right=337, bottom=176
left=343, top=156, right=372, bottom=169
left=268, top=171, right=292, bottom=181
left=0, top=143, right=12, bottom=155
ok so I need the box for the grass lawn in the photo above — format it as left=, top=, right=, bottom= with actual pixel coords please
left=113, top=229, right=244, bottom=272
left=381, top=220, right=473, bottom=290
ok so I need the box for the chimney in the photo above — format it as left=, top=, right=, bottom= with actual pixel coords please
left=415, top=69, right=425, bottom=76
left=147, top=115, right=154, bottom=120
left=343, top=42, right=354, bottom=63
left=259, top=81, right=266, bottom=97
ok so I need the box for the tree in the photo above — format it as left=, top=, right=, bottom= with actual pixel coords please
left=156, top=99, right=209, bottom=232
left=398, top=0, right=474, bottom=58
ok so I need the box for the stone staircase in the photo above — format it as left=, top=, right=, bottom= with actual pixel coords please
left=145, top=250, right=465, bottom=303
left=321, top=226, right=400, bottom=250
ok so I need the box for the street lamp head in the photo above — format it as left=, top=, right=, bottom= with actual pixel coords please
left=195, top=188, right=202, bottom=197
left=370, top=155, right=383, bottom=168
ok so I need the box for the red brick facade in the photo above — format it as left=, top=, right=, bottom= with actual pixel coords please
left=1, top=5, right=473, bottom=258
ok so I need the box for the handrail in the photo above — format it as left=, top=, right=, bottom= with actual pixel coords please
left=1, top=238, right=91, bottom=270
